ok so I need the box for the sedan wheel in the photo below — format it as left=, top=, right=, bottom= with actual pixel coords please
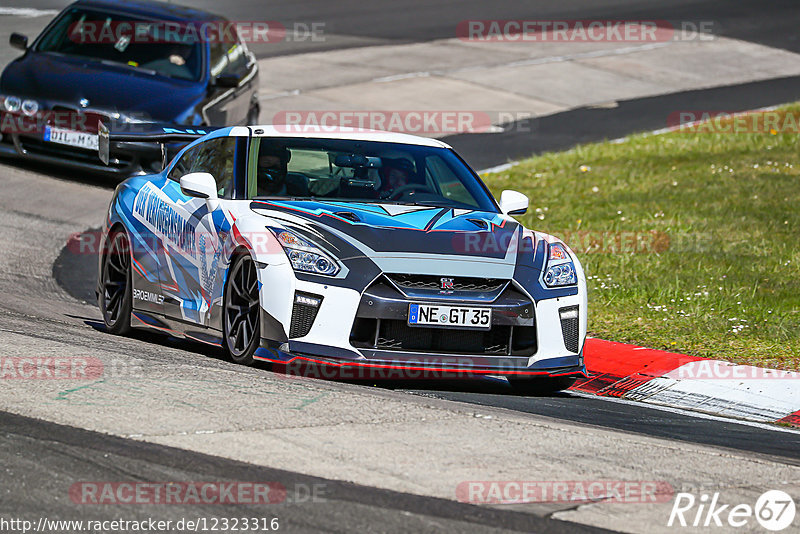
left=224, top=253, right=261, bottom=364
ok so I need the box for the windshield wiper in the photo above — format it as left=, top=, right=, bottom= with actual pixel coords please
left=98, top=59, right=157, bottom=75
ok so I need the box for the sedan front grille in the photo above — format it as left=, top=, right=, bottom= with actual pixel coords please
left=386, top=274, right=507, bottom=293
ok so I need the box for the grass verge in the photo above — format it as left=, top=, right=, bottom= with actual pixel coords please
left=483, top=105, right=800, bottom=370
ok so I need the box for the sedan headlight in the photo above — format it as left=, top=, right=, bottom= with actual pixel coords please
left=268, top=227, right=340, bottom=276
left=3, top=95, right=21, bottom=113
left=543, top=242, right=577, bottom=287
left=21, top=99, right=39, bottom=117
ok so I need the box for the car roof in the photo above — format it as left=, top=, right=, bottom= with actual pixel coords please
left=72, top=0, right=225, bottom=22
left=246, top=125, right=453, bottom=149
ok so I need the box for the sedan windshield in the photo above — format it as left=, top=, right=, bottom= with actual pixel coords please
left=35, top=8, right=204, bottom=81
left=250, top=137, right=499, bottom=212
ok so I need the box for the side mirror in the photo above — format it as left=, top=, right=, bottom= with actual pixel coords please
left=10, top=33, right=28, bottom=51
left=212, top=73, right=241, bottom=88
left=499, top=190, right=529, bottom=215
left=180, top=172, right=219, bottom=208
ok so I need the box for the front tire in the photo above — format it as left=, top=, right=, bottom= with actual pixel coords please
left=509, top=376, right=577, bottom=396
left=100, top=230, right=132, bottom=335
left=223, top=253, right=261, bottom=365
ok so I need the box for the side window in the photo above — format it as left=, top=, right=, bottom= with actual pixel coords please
left=209, top=26, right=249, bottom=79
left=209, top=41, right=229, bottom=78
left=168, top=138, right=237, bottom=199
left=167, top=144, right=201, bottom=182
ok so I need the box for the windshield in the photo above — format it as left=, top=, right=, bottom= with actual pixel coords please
left=35, top=8, right=204, bottom=81
left=249, top=137, right=499, bottom=212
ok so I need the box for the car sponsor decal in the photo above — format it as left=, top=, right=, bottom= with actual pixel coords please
left=133, top=288, right=165, bottom=304
left=132, top=183, right=198, bottom=258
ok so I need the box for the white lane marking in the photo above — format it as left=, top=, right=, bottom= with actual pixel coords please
left=371, top=42, right=672, bottom=84
left=0, top=7, right=59, bottom=17
left=569, top=390, right=800, bottom=435
left=478, top=162, right=518, bottom=174
left=479, top=104, right=790, bottom=174
left=373, top=71, right=432, bottom=83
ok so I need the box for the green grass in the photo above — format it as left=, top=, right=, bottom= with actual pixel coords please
left=482, top=105, right=800, bottom=370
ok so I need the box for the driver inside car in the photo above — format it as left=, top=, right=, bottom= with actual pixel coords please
left=256, top=145, right=309, bottom=197
left=378, top=158, right=415, bottom=199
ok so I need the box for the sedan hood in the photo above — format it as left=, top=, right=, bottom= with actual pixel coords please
left=251, top=200, right=523, bottom=263
left=0, top=52, right=204, bottom=122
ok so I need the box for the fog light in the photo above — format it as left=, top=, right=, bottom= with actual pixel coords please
left=295, top=294, right=321, bottom=307
left=559, top=307, right=579, bottom=320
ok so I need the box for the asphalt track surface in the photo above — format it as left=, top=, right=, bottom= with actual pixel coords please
left=3, top=411, right=608, bottom=533
left=3, top=0, right=800, bottom=532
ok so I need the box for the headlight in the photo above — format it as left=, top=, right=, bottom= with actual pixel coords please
left=268, top=227, right=340, bottom=276
left=543, top=242, right=577, bottom=287
left=3, top=96, right=21, bottom=113
left=21, top=99, right=39, bottom=117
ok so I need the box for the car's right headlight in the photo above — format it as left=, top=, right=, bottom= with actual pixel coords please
left=543, top=242, right=577, bottom=287
left=268, top=227, right=340, bottom=276
left=3, top=95, right=21, bottom=113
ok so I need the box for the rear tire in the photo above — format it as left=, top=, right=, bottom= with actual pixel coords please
left=100, top=230, right=132, bottom=335
left=509, top=376, right=577, bottom=396
left=223, top=253, right=261, bottom=365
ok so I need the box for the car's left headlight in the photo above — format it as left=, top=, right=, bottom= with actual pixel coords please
left=268, top=227, right=340, bottom=276
left=20, top=99, right=39, bottom=117
left=543, top=242, right=577, bottom=287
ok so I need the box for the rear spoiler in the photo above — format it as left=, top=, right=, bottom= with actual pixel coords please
left=97, top=120, right=219, bottom=168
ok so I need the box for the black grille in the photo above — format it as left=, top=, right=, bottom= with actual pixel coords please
left=387, top=274, right=506, bottom=293
left=289, top=294, right=322, bottom=338
left=376, top=320, right=509, bottom=354
left=560, top=306, right=580, bottom=353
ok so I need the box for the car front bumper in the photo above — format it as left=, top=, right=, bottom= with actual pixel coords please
left=254, top=270, right=587, bottom=379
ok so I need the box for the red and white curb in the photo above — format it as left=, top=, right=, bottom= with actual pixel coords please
left=573, top=338, right=800, bottom=427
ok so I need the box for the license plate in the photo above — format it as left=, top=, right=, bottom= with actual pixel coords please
left=44, top=126, right=98, bottom=150
left=408, top=303, right=492, bottom=330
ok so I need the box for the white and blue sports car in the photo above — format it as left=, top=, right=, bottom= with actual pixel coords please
left=97, top=125, right=587, bottom=392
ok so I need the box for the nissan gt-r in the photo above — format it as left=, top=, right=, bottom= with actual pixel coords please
left=97, top=125, right=588, bottom=393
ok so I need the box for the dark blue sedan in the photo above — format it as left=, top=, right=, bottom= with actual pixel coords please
left=0, top=0, right=260, bottom=176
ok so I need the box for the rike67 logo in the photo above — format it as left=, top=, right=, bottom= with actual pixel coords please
left=668, top=490, right=796, bottom=531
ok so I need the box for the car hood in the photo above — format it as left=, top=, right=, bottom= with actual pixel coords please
left=0, top=52, right=204, bottom=122
left=250, top=200, right=524, bottom=263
